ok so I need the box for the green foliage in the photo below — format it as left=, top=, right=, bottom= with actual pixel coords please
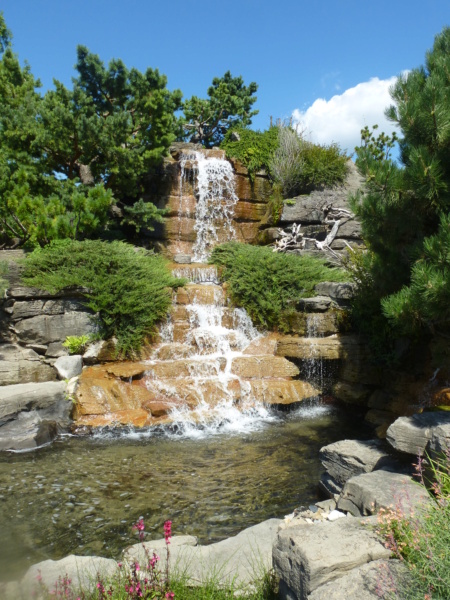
left=210, top=242, right=348, bottom=331
left=221, top=126, right=279, bottom=180
left=62, top=335, right=91, bottom=355
left=270, top=126, right=349, bottom=197
left=0, top=16, right=182, bottom=247
left=21, top=240, right=184, bottom=356
left=351, top=27, right=450, bottom=345
left=183, top=71, right=258, bottom=147
left=376, top=453, right=450, bottom=599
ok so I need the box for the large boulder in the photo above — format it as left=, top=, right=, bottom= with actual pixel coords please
left=386, top=411, right=450, bottom=456
left=337, top=470, right=429, bottom=517
left=273, top=516, right=391, bottom=600
left=53, top=355, right=83, bottom=380
left=320, top=439, right=394, bottom=487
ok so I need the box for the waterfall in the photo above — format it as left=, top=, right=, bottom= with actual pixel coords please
left=304, top=314, right=325, bottom=400
left=179, top=151, right=239, bottom=262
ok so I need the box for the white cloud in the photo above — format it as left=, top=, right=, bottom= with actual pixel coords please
left=292, top=76, right=400, bottom=154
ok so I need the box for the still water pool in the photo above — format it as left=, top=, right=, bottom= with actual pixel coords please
left=0, top=404, right=364, bottom=582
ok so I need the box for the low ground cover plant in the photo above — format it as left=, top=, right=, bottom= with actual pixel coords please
left=20, top=240, right=185, bottom=357
left=376, top=451, right=450, bottom=599
left=210, top=242, right=348, bottom=331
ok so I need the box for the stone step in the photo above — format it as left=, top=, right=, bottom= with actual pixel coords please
left=170, top=263, right=219, bottom=284
left=276, top=334, right=364, bottom=361
left=173, top=283, right=225, bottom=306
left=231, top=355, right=299, bottom=378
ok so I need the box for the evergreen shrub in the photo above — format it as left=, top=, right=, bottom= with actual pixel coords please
left=210, top=242, right=348, bottom=331
left=220, top=126, right=279, bottom=181
left=21, top=240, right=184, bottom=356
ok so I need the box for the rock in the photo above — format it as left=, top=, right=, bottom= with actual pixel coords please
left=153, top=343, right=193, bottom=360
left=315, top=499, right=336, bottom=512
left=53, top=355, right=83, bottom=380
left=6, top=286, right=89, bottom=300
left=0, top=381, right=67, bottom=422
left=124, top=534, right=198, bottom=565
left=318, top=472, right=342, bottom=497
left=314, top=282, right=357, bottom=300
left=0, top=343, right=57, bottom=385
left=173, top=253, right=192, bottom=264
left=243, top=332, right=281, bottom=356
left=280, top=197, right=325, bottom=224
left=0, top=412, right=59, bottom=451
left=332, top=381, right=372, bottom=405
left=11, top=299, right=87, bottom=320
left=386, top=411, right=450, bottom=456
left=231, top=355, right=299, bottom=378
left=14, top=312, right=96, bottom=345
left=308, top=559, right=408, bottom=600
left=327, top=510, right=346, bottom=521
left=320, top=439, right=394, bottom=487
left=276, top=335, right=363, bottom=361
left=337, top=470, right=429, bottom=517
left=22, top=555, right=118, bottom=598
left=273, top=516, right=390, bottom=600
left=296, top=296, right=333, bottom=312
left=105, top=362, right=148, bottom=379
left=126, top=519, right=281, bottom=588
left=248, top=379, right=320, bottom=405
left=45, top=342, right=69, bottom=358
left=82, top=339, right=118, bottom=364
left=174, top=284, right=224, bottom=306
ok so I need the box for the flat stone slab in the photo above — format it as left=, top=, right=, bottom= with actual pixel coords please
left=0, top=381, right=67, bottom=421
left=386, top=411, right=450, bottom=456
left=337, top=470, right=429, bottom=517
left=308, top=559, right=408, bottom=600
left=273, top=516, right=390, bottom=600
left=22, top=555, right=118, bottom=598
left=320, top=439, right=394, bottom=487
left=126, top=519, right=281, bottom=587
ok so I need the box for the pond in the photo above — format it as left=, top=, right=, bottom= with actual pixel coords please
left=0, top=403, right=365, bottom=582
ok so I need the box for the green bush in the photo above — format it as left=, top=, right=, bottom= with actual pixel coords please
left=20, top=240, right=184, bottom=356
left=221, top=127, right=279, bottom=181
left=0, top=260, right=8, bottom=297
left=210, top=242, right=348, bottom=330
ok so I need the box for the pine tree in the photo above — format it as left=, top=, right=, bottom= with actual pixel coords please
left=351, top=27, right=450, bottom=340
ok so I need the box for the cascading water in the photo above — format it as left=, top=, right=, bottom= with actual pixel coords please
left=179, top=151, right=239, bottom=262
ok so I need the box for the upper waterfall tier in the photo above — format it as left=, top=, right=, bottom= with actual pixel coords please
left=179, top=151, right=239, bottom=262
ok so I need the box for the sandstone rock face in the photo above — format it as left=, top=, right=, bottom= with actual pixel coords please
left=231, top=355, right=299, bottom=378
left=337, top=470, right=429, bottom=517
left=273, top=516, right=390, bottom=600
left=276, top=335, right=363, bottom=360
left=386, top=412, right=450, bottom=456
left=248, top=379, right=320, bottom=405
left=320, top=439, right=394, bottom=487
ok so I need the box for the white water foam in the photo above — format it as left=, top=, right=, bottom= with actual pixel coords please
left=179, top=151, right=238, bottom=263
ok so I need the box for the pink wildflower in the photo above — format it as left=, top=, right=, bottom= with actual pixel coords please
left=133, top=516, right=145, bottom=542
left=164, top=520, right=172, bottom=544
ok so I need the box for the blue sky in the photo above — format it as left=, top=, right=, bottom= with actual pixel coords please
left=2, top=0, right=449, bottom=154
